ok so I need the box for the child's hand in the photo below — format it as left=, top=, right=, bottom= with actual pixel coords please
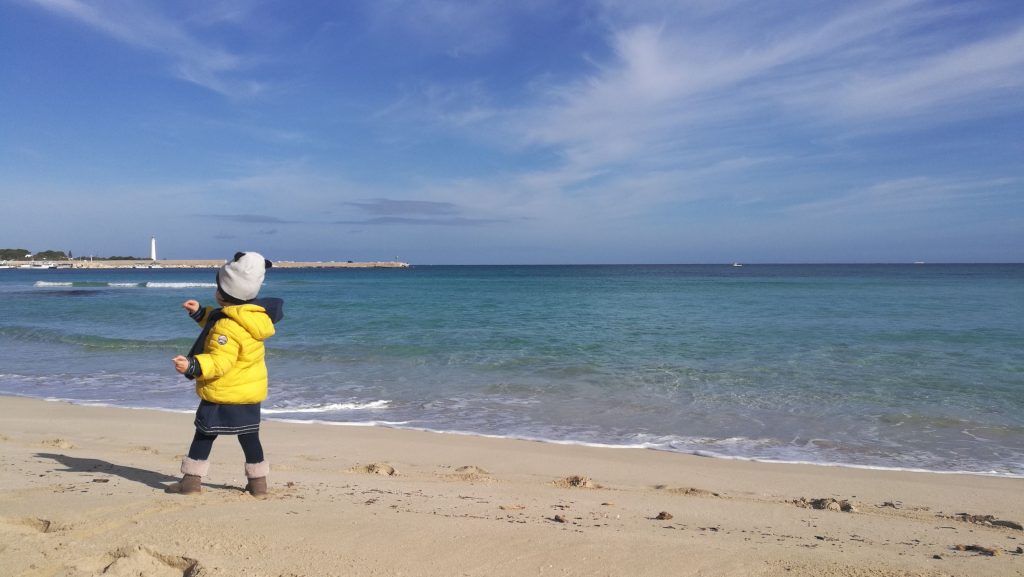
left=173, top=355, right=190, bottom=374
left=182, top=300, right=200, bottom=314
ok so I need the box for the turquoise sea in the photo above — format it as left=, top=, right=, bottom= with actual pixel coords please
left=1, top=264, right=1022, bottom=476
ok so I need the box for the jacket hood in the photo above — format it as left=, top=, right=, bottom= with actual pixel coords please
left=222, top=301, right=279, bottom=341
left=252, top=297, right=284, bottom=324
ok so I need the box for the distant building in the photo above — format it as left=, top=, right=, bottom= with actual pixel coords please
left=150, top=236, right=157, bottom=261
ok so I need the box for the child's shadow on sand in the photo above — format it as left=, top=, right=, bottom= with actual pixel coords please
left=36, top=453, right=233, bottom=491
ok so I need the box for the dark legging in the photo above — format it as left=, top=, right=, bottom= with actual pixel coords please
left=187, top=430, right=264, bottom=464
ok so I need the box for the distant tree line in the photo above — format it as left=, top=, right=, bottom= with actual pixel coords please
left=0, top=248, right=69, bottom=260
left=0, top=248, right=33, bottom=260
left=0, top=248, right=148, bottom=261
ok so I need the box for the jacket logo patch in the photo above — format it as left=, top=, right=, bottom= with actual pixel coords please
left=217, top=335, right=228, bottom=346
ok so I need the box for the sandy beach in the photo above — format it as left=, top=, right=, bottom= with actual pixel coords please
left=0, top=395, right=1021, bottom=577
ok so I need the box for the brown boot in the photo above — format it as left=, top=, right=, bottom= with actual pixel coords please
left=165, top=474, right=202, bottom=494
left=245, top=476, right=267, bottom=497
left=244, top=461, right=270, bottom=497
left=165, top=458, right=209, bottom=495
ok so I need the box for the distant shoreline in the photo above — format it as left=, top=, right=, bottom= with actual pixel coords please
left=1, top=259, right=410, bottom=269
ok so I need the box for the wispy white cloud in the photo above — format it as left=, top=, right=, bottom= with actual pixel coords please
left=374, top=81, right=500, bottom=129
left=203, top=214, right=299, bottom=224
left=22, top=0, right=262, bottom=96
left=365, top=0, right=548, bottom=58
left=410, top=1, right=1024, bottom=223
left=141, top=162, right=513, bottom=229
left=783, top=176, right=1023, bottom=218
left=344, top=199, right=459, bottom=216
left=333, top=216, right=502, bottom=226
left=834, top=26, right=1024, bottom=118
left=517, top=2, right=944, bottom=162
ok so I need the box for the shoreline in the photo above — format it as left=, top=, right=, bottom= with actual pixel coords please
left=14, top=394, right=1024, bottom=480
left=2, top=395, right=1021, bottom=576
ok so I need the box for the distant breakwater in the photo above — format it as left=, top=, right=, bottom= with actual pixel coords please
left=59, top=260, right=411, bottom=269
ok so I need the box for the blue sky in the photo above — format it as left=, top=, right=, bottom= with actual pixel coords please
left=1, top=0, right=1022, bottom=264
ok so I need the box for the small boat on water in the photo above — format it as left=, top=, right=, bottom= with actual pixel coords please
left=732, top=262, right=743, bottom=267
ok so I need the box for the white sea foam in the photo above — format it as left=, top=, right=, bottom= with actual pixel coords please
left=9, top=395, right=1023, bottom=479
left=681, top=449, right=1024, bottom=478
left=262, top=400, right=391, bottom=414
left=376, top=426, right=1024, bottom=479
left=145, top=282, right=217, bottom=288
left=266, top=418, right=411, bottom=427
left=32, top=281, right=215, bottom=288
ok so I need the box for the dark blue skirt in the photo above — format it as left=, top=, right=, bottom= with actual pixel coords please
left=194, top=400, right=261, bottom=435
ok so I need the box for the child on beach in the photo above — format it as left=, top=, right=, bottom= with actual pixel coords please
left=167, top=252, right=283, bottom=497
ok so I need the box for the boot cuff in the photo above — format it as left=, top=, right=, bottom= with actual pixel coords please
left=181, top=457, right=210, bottom=476
left=245, top=461, right=270, bottom=478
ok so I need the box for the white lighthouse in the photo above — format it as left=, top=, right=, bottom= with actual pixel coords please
left=150, top=236, right=157, bottom=261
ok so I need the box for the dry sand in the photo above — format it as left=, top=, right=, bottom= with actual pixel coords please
left=1, top=395, right=1021, bottom=577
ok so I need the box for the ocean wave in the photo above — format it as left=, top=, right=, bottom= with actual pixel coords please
left=266, top=418, right=411, bottom=427
left=262, top=400, right=391, bottom=414
left=0, top=325, right=190, bottom=350
left=34, top=281, right=133, bottom=288
left=145, top=282, right=217, bottom=288
left=33, top=281, right=216, bottom=289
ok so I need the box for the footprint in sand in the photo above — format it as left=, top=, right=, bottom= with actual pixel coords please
left=39, top=438, right=76, bottom=450
left=660, top=486, right=722, bottom=498
left=441, top=465, right=494, bottom=483
left=794, top=497, right=858, bottom=513
left=351, top=463, right=396, bottom=476
left=128, top=445, right=161, bottom=455
left=553, top=475, right=600, bottom=489
left=949, top=513, right=1024, bottom=531
left=0, top=517, right=63, bottom=534
left=74, top=545, right=203, bottom=577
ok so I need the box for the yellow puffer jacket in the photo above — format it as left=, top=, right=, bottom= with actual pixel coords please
left=193, top=304, right=276, bottom=404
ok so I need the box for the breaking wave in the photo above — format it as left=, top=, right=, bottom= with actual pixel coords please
left=34, top=281, right=216, bottom=288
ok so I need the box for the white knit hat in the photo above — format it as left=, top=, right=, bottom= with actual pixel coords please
left=217, top=251, right=271, bottom=303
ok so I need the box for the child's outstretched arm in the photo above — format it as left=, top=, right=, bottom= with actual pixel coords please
left=175, top=300, right=205, bottom=379
left=182, top=299, right=209, bottom=324
left=172, top=355, right=190, bottom=374
left=172, top=354, right=202, bottom=378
